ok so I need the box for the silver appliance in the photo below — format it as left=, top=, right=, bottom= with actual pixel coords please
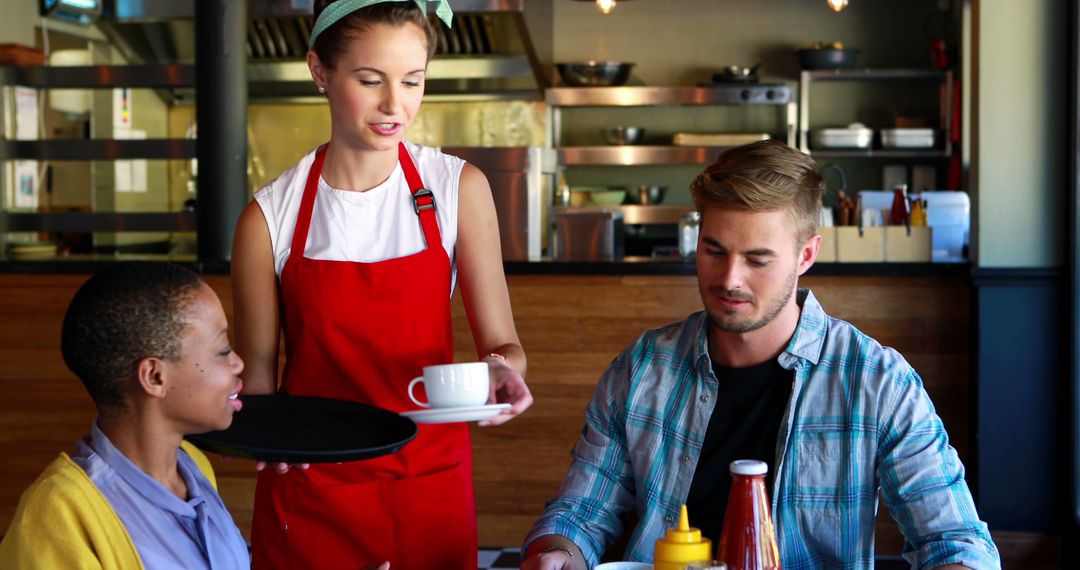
left=442, top=146, right=555, bottom=261
left=552, top=209, right=624, bottom=261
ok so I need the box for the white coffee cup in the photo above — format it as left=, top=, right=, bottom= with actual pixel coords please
left=407, top=362, right=489, bottom=408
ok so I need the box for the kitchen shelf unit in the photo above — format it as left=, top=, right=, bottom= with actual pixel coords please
left=0, top=64, right=196, bottom=162
left=798, top=68, right=954, bottom=159
left=545, top=85, right=796, bottom=258
left=0, top=64, right=198, bottom=245
left=546, top=85, right=797, bottom=166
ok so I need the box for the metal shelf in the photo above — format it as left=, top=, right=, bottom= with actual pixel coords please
left=546, top=85, right=794, bottom=106
left=802, top=68, right=952, bottom=81
left=0, top=140, right=196, bottom=161
left=0, top=64, right=195, bottom=88
left=558, top=145, right=738, bottom=165
left=808, top=149, right=951, bottom=159
left=552, top=205, right=692, bottom=225
left=1, top=212, right=196, bottom=232
left=798, top=69, right=954, bottom=158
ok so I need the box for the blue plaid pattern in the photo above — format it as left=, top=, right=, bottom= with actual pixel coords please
left=525, top=289, right=1000, bottom=569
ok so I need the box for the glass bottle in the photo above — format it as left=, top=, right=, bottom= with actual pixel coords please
left=888, top=184, right=909, bottom=226
left=909, top=197, right=927, bottom=228
left=717, top=460, right=781, bottom=570
left=679, top=211, right=701, bottom=258
left=555, top=169, right=571, bottom=207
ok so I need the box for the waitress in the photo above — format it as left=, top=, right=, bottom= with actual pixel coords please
left=230, top=1, right=533, bottom=568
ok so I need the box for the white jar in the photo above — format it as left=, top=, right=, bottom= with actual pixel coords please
left=678, top=211, right=701, bottom=257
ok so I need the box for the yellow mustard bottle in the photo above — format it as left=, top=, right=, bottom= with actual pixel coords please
left=653, top=504, right=713, bottom=570
left=910, top=198, right=928, bottom=228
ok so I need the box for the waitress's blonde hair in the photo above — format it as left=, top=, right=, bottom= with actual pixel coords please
left=690, top=139, right=824, bottom=245
left=312, top=0, right=438, bottom=70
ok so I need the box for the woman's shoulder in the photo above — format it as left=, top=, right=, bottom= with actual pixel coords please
left=403, top=140, right=466, bottom=175
left=10, top=453, right=107, bottom=522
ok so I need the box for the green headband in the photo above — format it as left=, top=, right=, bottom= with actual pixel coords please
left=309, top=0, right=453, bottom=49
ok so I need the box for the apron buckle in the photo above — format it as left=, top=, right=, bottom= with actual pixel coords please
left=412, top=188, right=437, bottom=214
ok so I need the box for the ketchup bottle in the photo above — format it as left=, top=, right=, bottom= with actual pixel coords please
left=889, top=184, right=910, bottom=226
left=717, top=460, right=781, bottom=570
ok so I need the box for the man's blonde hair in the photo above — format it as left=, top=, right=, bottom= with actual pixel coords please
left=690, top=139, right=824, bottom=244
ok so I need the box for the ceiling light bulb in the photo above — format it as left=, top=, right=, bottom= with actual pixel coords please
left=597, top=0, right=616, bottom=15
left=827, top=0, right=849, bottom=12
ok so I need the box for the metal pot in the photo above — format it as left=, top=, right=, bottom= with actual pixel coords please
left=796, top=48, right=860, bottom=70
left=602, top=126, right=644, bottom=145
left=555, top=61, right=635, bottom=87
left=627, top=185, right=667, bottom=205
left=713, top=63, right=761, bottom=83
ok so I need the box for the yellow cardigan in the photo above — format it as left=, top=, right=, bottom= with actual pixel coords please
left=0, top=440, right=218, bottom=569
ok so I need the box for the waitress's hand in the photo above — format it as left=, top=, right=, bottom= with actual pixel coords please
left=256, top=461, right=310, bottom=473
left=481, top=356, right=533, bottom=427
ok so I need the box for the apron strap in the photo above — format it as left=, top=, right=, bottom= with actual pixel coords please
left=397, top=142, right=442, bottom=252
left=291, top=144, right=328, bottom=258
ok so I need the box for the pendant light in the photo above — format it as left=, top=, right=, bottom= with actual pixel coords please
left=571, top=0, right=633, bottom=15
left=827, top=0, right=849, bottom=12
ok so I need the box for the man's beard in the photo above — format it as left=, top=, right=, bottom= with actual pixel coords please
left=708, top=267, right=797, bottom=334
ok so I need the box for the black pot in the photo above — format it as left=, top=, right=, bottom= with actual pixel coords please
left=555, top=62, right=635, bottom=87
left=796, top=48, right=860, bottom=70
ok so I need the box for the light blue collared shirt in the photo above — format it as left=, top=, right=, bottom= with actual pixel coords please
left=525, top=289, right=1000, bottom=569
left=72, top=421, right=249, bottom=570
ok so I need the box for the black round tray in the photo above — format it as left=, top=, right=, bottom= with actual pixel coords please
left=186, top=395, right=418, bottom=463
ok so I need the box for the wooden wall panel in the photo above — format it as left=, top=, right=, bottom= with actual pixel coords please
left=0, top=272, right=972, bottom=557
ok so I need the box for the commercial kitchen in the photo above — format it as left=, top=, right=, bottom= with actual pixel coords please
left=0, top=0, right=1074, bottom=568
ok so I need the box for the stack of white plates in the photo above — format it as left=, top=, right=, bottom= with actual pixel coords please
left=880, top=128, right=935, bottom=149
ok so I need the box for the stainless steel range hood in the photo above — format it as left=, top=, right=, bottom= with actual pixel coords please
left=97, top=0, right=545, bottom=102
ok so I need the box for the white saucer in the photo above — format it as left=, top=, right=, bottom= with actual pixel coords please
left=399, top=403, right=511, bottom=424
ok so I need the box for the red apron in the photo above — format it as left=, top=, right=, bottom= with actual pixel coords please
left=251, top=143, right=477, bottom=570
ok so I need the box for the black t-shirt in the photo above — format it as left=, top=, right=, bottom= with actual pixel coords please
left=684, top=358, right=794, bottom=543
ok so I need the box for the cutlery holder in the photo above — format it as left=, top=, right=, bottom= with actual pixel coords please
left=836, top=226, right=885, bottom=262
left=884, top=226, right=933, bottom=262
left=816, top=227, right=837, bottom=262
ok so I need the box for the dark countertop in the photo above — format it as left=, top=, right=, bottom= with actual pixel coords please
left=0, top=255, right=972, bottom=278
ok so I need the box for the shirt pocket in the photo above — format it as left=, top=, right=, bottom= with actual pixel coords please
left=788, top=432, right=876, bottom=567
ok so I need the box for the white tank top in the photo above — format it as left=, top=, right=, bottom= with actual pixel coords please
left=253, top=141, right=465, bottom=294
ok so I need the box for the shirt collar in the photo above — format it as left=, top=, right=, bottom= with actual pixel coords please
left=779, top=288, right=827, bottom=368
left=88, top=420, right=206, bottom=518
left=692, top=288, right=827, bottom=371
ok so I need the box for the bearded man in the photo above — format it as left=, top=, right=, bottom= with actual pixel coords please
left=520, top=140, right=1000, bottom=570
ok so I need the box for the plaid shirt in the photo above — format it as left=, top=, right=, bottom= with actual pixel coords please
left=525, top=289, right=999, bottom=569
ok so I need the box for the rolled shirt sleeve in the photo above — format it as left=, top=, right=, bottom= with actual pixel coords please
left=524, top=351, right=639, bottom=567
left=877, top=365, right=1001, bottom=569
